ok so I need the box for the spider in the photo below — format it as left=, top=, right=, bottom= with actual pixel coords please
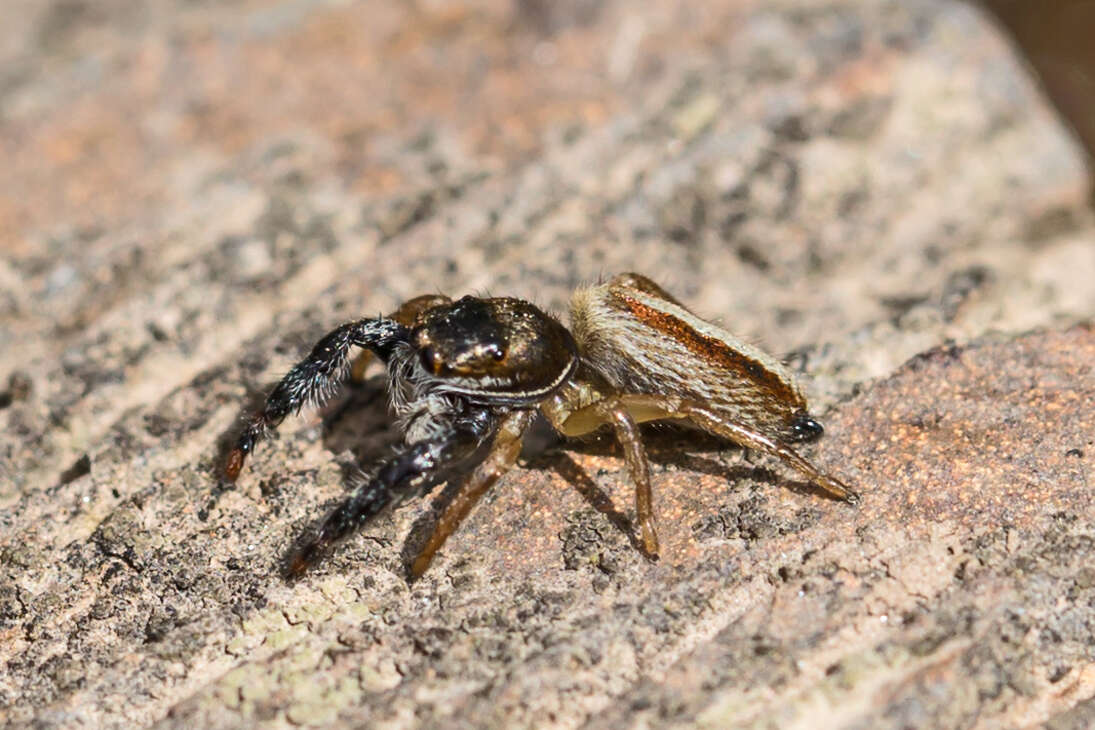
left=222, top=272, right=858, bottom=577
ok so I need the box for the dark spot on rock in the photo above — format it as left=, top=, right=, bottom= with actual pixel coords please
left=59, top=454, right=91, bottom=485
left=827, top=95, right=893, bottom=140
left=771, top=114, right=809, bottom=142
left=1022, top=205, right=1082, bottom=243
left=1048, top=665, right=1071, bottom=683
left=144, top=413, right=172, bottom=437
left=660, top=187, right=707, bottom=245
left=515, top=0, right=603, bottom=36
left=879, top=293, right=930, bottom=319
left=941, top=266, right=991, bottom=322
left=736, top=243, right=771, bottom=271
left=411, top=626, right=453, bottom=659
left=376, top=191, right=437, bottom=243
left=0, top=371, right=33, bottom=409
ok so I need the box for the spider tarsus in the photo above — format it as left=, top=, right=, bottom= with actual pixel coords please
left=223, top=417, right=265, bottom=482
left=223, top=447, right=246, bottom=483
left=639, top=519, right=660, bottom=557
left=285, top=544, right=322, bottom=579
left=409, top=553, right=433, bottom=579
left=636, top=539, right=660, bottom=562
left=813, top=473, right=859, bottom=504
left=285, top=554, right=310, bottom=579
left=408, top=531, right=448, bottom=580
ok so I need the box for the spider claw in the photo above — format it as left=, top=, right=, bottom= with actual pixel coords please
left=638, top=518, right=660, bottom=558
left=639, top=544, right=660, bottom=562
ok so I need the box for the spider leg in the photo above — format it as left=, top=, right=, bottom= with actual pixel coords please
left=544, top=392, right=856, bottom=552
left=349, top=294, right=451, bottom=383
left=544, top=394, right=659, bottom=556
left=410, top=409, right=535, bottom=577
left=567, top=394, right=859, bottom=504
left=608, top=407, right=658, bottom=556
left=287, top=411, right=494, bottom=577
left=675, top=401, right=858, bottom=503
left=224, top=318, right=409, bottom=482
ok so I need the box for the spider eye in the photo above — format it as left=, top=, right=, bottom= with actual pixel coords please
left=487, top=343, right=506, bottom=362
left=420, top=347, right=450, bottom=375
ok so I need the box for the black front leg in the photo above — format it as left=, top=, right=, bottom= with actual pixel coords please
left=224, top=318, right=409, bottom=482
left=286, top=413, right=494, bottom=577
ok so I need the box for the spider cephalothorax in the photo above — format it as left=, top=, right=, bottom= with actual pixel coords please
left=222, top=273, right=857, bottom=577
left=405, top=296, right=578, bottom=402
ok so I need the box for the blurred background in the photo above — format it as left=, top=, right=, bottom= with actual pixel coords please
left=1, top=0, right=1093, bottom=253
left=985, top=0, right=1095, bottom=174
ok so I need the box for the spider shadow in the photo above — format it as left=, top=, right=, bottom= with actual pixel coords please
left=398, top=421, right=838, bottom=580
left=212, top=372, right=400, bottom=484
left=235, top=381, right=843, bottom=580
left=316, top=377, right=403, bottom=475
left=213, top=371, right=402, bottom=557
left=534, top=421, right=842, bottom=501
left=521, top=424, right=787, bottom=550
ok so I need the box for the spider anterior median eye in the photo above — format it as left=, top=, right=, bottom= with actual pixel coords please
left=421, top=347, right=448, bottom=374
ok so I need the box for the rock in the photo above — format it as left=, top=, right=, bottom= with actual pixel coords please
left=1, top=0, right=1093, bottom=728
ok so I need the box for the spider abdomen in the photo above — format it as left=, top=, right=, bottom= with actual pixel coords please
left=569, top=274, right=811, bottom=441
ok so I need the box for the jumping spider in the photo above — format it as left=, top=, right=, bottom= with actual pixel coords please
left=223, top=273, right=858, bottom=577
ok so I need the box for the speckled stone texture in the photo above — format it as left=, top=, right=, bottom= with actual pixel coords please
left=1, top=0, right=1094, bottom=728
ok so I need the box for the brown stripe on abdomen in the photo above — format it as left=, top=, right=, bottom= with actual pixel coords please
left=609, top=291, right=802, bottom=407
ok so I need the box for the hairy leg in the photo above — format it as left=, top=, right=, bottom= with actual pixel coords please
left=287, top=412, right=494, bottom=577
left=547, top=392, right=857, bottom=550
left=410, top=409, right=535, bottom=577
left=675, top=401, right=858, bottom=503
left=349, top=294, right=451, bottom=383
left=606, top=406, right=658, bottom=556
left=224, top=318, right=408, bottom=482
left=571, top=394, right=859, bottom=503
left=544, top=391, right=659, bottom=556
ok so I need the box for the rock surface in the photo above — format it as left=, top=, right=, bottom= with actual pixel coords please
left=1, top=0, right=1094, bottom=728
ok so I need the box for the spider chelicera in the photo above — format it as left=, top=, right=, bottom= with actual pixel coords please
left=221, top=273, right=857, bottom=577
